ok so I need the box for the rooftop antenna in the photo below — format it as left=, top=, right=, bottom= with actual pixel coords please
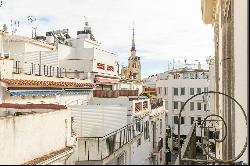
left=10, top=19, right=20, bottom=35
left=84, top=16, right=88, bottom=26
left=172, top=58, right=175, bottom=70
left=27, top=16, right=37, bottom=38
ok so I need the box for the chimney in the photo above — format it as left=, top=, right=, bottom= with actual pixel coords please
left=198, top=62, right=201, bottom=70
left=46, top=31, right=54, bottom=44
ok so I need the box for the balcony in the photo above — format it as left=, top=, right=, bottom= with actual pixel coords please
left=174, top=91, right=248, bottom=165
left=175, top=120, right=247, bottom=165
left=93, top=90, right=138, bottom=98
left=75, top=123, right=142, bottom=165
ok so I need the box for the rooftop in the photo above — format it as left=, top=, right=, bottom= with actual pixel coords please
left=0, top=103, right=67, bottom=109
left=23, top=146, right=73, bottom=165
left=4, top=34, right=56, bottom=50
left=0, top=103, right=67, bottom=118
left=168, top=67, right=209, bottom=74
left=0, top=77, right=95, bottom=89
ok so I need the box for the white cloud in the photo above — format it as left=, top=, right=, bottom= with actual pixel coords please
left=0, top=0, right=214, bottom=78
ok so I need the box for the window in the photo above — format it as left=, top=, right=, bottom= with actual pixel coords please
left=197, top=88, right=201, bottom=94
left=197, top=102, right=202, bottom=110
left=197, top=117, right=202, bottom=125
left=174, top=88, right=178, bottom=96
left=181, top=102, right=185, bottom=110
left=204, top=104, right=207, bottom=111
left=190, top=88, right=194, bottom=95
left=173, top=101, right=178, bottom=109
left=204, top=87, right=208, bottom=95
left=137, top=138, right=141, bottom=147
left=164, top=87, right=167, bottom=96
left=136, top=120, right=141, bottom=131
left=174, top=116, right=184, bottom=125
left=181, top=88, right=185, bottom=95
left=191, top=117, right=195, bottom=125
left=144, top=121, right=150, bottom=140
left=174, top=116, right=178, bottom=124
left=158, top=87, right=161, bottom=95
left=181, top=117, right=185, bottom=124
left=190, top=102, right=194, bottom=111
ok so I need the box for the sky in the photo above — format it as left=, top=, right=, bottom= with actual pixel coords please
left=0, top=0, right=214, bottom=79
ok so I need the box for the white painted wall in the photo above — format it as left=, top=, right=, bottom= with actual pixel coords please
left=156, top=75, right=209, bottom=152
left=234, top=0, right=248, bottom=162
left=130, top=115, right=152, bottom=165
left=0, top=109, right=71, bottom=165
left=57, top=44, right=76, bottom=60
left=115, top=82, right=143, bottom=94
left=3, top=92, right=90, bottom=106
left=69, top=104, right=127, bottom=137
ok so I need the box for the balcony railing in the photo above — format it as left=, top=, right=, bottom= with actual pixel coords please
left=93, top=90, right=138, bottom=98
left=175, top=91, right=248, bottom=165
left=76, top=123, right=142, bottom=164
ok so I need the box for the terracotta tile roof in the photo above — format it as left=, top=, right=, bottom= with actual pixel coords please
left=1, top=78, right=95, bottom=88
left=0, top=103, right=67, bottom=110
left=22, top=146, right=73, bottom=165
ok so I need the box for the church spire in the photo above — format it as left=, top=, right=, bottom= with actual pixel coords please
left=131, top=22, right=136, bottom=52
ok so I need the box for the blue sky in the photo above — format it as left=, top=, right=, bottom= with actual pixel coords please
left=0, top=0, right=214, bottom=78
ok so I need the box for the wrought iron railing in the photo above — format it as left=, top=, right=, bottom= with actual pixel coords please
left=175, top=91, right=248, bottom=165
left=93, top=90, right=138, bottom=98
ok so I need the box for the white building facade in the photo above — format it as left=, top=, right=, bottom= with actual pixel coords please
left=156, top=68, right=209, bottom=151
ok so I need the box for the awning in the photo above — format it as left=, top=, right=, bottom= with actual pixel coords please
left=95, top=75, right=119, bottom=84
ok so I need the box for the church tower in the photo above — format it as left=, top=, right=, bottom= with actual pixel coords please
left=121, top=24, right=141, bottom=81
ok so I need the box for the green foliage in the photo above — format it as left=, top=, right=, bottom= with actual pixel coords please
left=14, top=112, right=23, bottom=116
left=140, top=92, right=151, bottom=98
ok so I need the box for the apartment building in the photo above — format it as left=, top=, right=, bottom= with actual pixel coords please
left=156, top=67, right=209, bottom=151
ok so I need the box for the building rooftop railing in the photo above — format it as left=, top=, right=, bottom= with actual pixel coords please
left=93, top=90, right=138, bottom=98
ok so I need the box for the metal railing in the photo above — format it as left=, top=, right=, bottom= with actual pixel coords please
left=76, top=123, right=142, bottom=162
left=93, top=90, right=138, bottom=98
left=175, top=91, right=248, bottom=165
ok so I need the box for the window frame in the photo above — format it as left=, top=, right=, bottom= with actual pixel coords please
left=174, top=88, right=178, bottom=96
left=197, top=88, right=201, bottom=94
left=197, top=102, right=202, bottom=110
left=191, top=117, right=195, bottom=125
left=181, top=87, right=185, bottom=95
left=173, top=101, right=178, bottom=109
left=190, top=102, right=194, bottom=111
left=190, top=88, right=194, bottom=95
